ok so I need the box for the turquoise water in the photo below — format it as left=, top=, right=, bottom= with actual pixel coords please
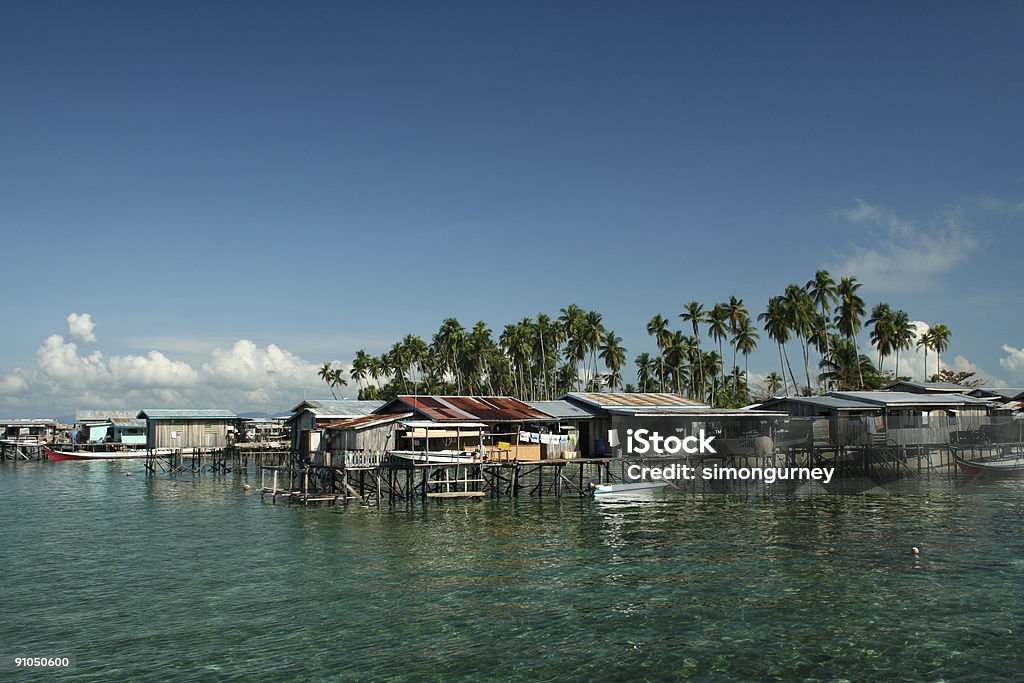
left=2, top=461, right=1024, bottom=681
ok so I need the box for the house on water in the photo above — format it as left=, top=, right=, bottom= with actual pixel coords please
left=137, top=409, right=238, bottom=450
left=76, top=410, right=146, bottom=444
left=286, top=400, right=385, bottom=456
left=554, top=392, right=787, bottom=460
left=756, top=391, right=992, bottom=447
left=374, top=396, right=557, bottom=461
left=0, top=418, right=58, bottom=444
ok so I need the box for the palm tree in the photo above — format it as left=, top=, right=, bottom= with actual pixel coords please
left=663, top=331, right=690, bottom=395
left=725, top=296, right=749, bottom=373
left=764, top=372, right=783, bottom=397
left=318, top=362, right=340, bottom=399
left=917, top=330, right=934, bottom=382
left=930, top=324, right=952, bottom=379
left=329, top=366, right=348, bottom=396
left=818, top=337, right=876, bottom=391
left=467, top=322, right=495, bottom=394
left=704, top=351, right=723, bottom=405
left=555, top=363, right=577, bottom=396
left=646, top=314, right=670, bottom=391
left=634, top=352, right=654, bottom=393
left=582, top=310, right=605, bottom=388
left=868, top=303, right=894, bottom=372
left=807, top=270, right=838, bottom=380
left=732, top=319, right=759, bottom=389
left=680, top=301, right=708, bottom=400
left=350, top=350, right=371, bottom=393
left=535, top=313, right=560, bottom=400
left=435, top=318, right=466, bottom=393
left=560, top=305, right=587, bottom=390
left=782, top=284, right=814, bottom=394
left=891, top=311, right=916, bottom=380
left=758, top=296, right=794, bottom=396
left=500, top=322, right=526, bottom=398
left=835, top=277, right=866, bottom=388
left=401, top=334, right=428, bottom=389
left=599, top=331, right=626, bottom=391
left=708, top=304, right=730, bottom=391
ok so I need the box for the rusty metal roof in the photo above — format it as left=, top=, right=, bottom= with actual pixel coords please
left=110, top=417, right=146, bottom=428
left=322, top=412, right=414, bottom=430
left=561, top=392, right=707, bottom=410
left=383, top=396, right=553, bottom=422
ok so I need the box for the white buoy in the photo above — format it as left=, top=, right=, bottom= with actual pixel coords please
left=912, top=546, right=920, bottom=556
left=126, top=472, right=132, bottom=477
left=243, top=483, right=251, bottom=491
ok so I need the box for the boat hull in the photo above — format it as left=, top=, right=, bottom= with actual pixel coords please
left=389, top=450, right=481, bottom=465
left=45, top=447, right=166, bottom=461
left=954, top=452, right=1024, bottom=477
left=592, top=481, right=669, bottom=495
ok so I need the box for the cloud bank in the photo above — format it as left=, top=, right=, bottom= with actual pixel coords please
left=999, top=345, right=1024, bottom=381
left=0, top=314, right=336, bottom=416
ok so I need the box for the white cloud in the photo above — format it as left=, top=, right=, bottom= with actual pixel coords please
left=108, top=351, right=200, bottom=388
left=832, top=199, right=978, bottom=291
left=201, top=340, right=323, bottom=397
left=66, top=312, right=97, bottom=343
left=36, top=335, right=110, bottom=388
left=1000, top=345, right=1024, bottom=380
left=0, top=314, right=330, bottom=415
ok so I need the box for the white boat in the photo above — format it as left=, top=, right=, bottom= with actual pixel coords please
left=45, top=446, right=174, bottom=461
left=591, top=481, right=670, bottom=495
left=389, top=450, right=482, bottom=464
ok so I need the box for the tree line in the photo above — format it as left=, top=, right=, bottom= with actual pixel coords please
left=317, top=270, right=954, bottom=407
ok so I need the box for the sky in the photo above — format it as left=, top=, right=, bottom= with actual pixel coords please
left=2, top=1, right=1023, bottom=416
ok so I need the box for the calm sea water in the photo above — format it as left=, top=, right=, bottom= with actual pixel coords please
left=2, top=461, right=1023, bottom=682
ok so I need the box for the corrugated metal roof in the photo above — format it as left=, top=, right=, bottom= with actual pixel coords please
left=829, top=391, right=989, bottom=407
left=0, top=418, right=57, bottom=425
left=137, top=409, right=238, bottom=420
left=561, top=392, right=707, bottom=410
left=526, top=400, right=602, bottom=419
left=76, top=409, right=139, bottom=421
left=290, top=400, right=385, bottom=418
left=607, top=408, right=790, bottom=418
left=759, top=395, right=878, bottom=411
left=321, top=412, right=414, bottom=430
left=886, top=381, right=966, bottom=392
left=968, top=387, right=1024, bottom=401
left=385, top=396, right=553, bottom=422
left=110, top=417, right=146, bottom=428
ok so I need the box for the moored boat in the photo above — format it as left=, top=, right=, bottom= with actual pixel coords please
left=953, top=450, right=1024, bottom=477
left=45, top=446, right=171, bottom=461
left=388, top=450, right=482, bottom=465
left=591, top=481, right=669, bottom=496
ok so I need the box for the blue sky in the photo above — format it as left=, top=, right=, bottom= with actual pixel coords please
left=2, top=1, right=1023, bottom=415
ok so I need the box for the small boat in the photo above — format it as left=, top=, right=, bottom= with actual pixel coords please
left=45, top=446, right=171, bottom=461
left=591, top=481, right=670, bottom=496
left=954, top=450, right=1024, bottom=477
left=388, top=450, right=482, bottom=465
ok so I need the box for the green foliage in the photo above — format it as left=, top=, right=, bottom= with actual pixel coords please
left=329, top=269, right=951, bottom=406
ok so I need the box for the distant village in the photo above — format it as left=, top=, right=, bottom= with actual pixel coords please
left=2, top=381, right=1021, bottom=466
